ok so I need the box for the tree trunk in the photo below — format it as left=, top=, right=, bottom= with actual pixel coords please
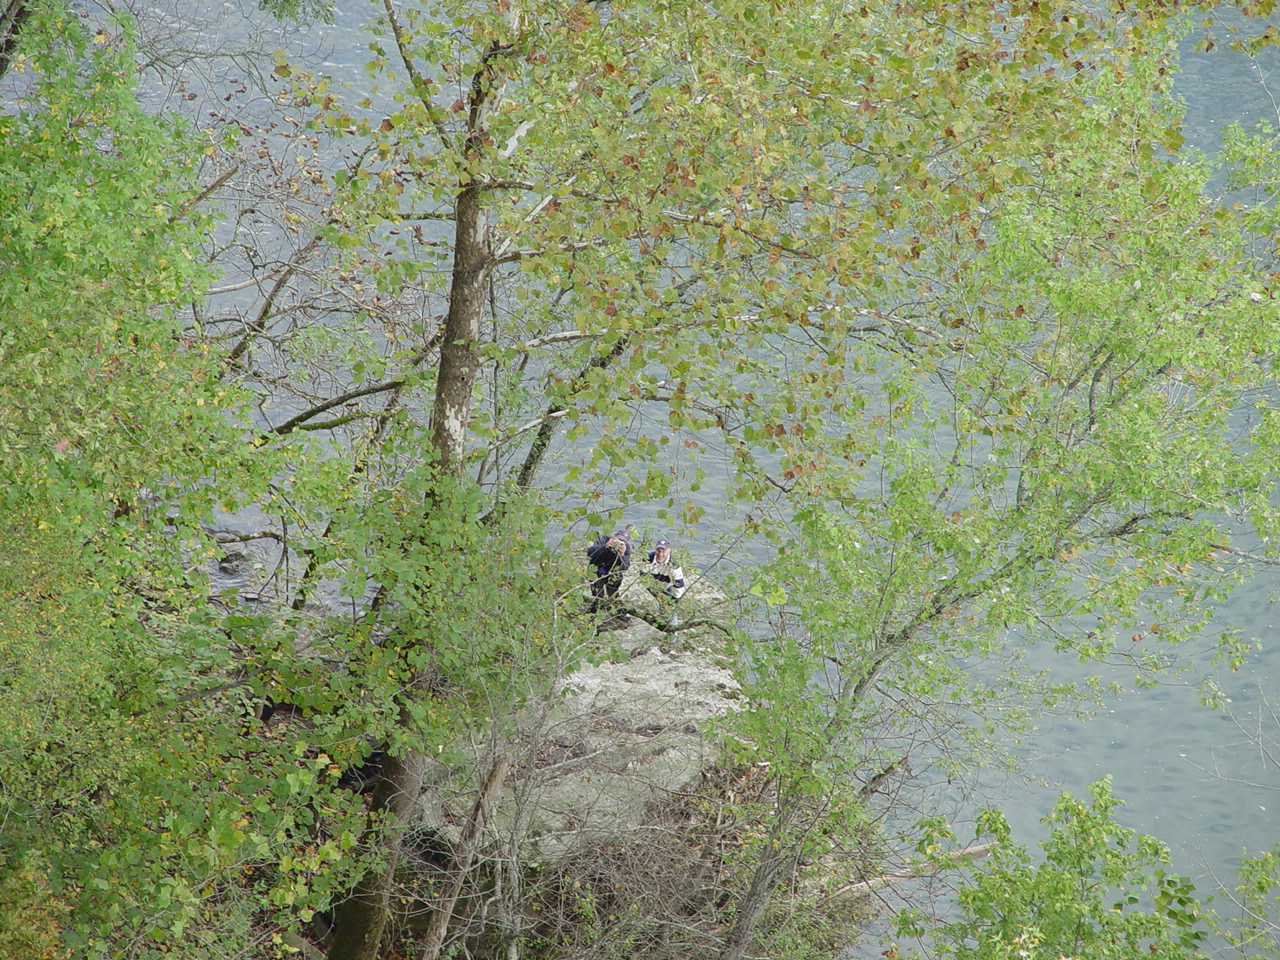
left=326, top=752, right=428, bottom=960
left=717, top=796, right=797, bottom=960
left=325, top=196, right=491, bottom=960
left=430, top=176, right=492, bottom=472
left=326, top=33, right=509, bottom=960
left=0, top=0, right=29, bottom=82
left=417, top=758, right=510, bottom=960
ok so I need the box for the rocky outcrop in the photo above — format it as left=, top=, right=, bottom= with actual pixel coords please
left=506, top=641, right=740, bottom=863
left=414, top=571, right=741, bottom=864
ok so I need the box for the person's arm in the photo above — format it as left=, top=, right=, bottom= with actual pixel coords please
left=669, top=563, right=686, bottom=598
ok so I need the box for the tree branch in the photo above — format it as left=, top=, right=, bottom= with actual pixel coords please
left=269, top=380, right=405, bottom=436
left=820, top=842, right=998, bottom=903
left=381, top=0, right=455, bottom=148
left=417, top=758, right=511, bottom=960
left=212, top=530, right=284, bottom=543
left=1209, top=542, right=1280, bottom=567
left=224, top=233, right=324, bottom=371
left=295, top=410, right=393, bottom=432
left=172, top=164, right=240, bottom=222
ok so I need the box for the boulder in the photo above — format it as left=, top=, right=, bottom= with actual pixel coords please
left=415, top=571, right=741, bottom=864
left=507, top=643, right=741, bottom=863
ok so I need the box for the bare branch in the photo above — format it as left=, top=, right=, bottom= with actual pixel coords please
left=518, top=329, right=594, bottom=350
left=269, top=379, right=406, bottom=436
left=207, top=275, right=279, bottom=297
left=1210, top=543, right=1280, bottom=568
left=486, top=409, right=568, bottom=451
left=213, top=530, right=284, bottom=543
left=820, top=842, right=998, bottom=903
left=295, top=410, right=394, bottom=432
left=418, top=758, right=511, bottom=960
left=224, top=233, right=324, bottom=371
left=493, top=175, right=579, bottom=262
left=172, top=164, right=240, bottom=222
left=495, top=237, right=606, bottom=265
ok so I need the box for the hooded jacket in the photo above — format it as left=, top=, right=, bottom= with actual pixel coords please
left=586, top=531, right=632, bottom=576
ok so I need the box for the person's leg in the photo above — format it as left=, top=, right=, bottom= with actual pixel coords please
left=603, top=571, right=622, bottom=602
left=591, top=571, right=626, bottom=629
left=587, top=573, right=607, bottom=613
left=665, top=592, right=680, bottom=629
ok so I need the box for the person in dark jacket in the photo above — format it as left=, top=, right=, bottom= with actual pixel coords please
left=641, top=537, right=686, bottom=628
left=586, top=528, right=632, bottom=612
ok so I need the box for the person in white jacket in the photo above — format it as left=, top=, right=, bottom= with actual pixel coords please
left=642, top=537, right=686, bottom=629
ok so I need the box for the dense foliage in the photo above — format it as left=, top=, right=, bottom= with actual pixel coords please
left=895, top=779, right=1209, bottom=960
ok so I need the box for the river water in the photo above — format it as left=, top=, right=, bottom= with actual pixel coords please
left=190, top=0, right=1280, bottom=944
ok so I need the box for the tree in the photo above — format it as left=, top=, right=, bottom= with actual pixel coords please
left=1216, top=843, right=1280, bottom=958
left=0, top=6, right=366, bottom=958
left=712, top=32, right=1280, bottom=957
left=891, top=778, right=1210, bottom=960
left=890, top=779, right=1280, bottom=960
